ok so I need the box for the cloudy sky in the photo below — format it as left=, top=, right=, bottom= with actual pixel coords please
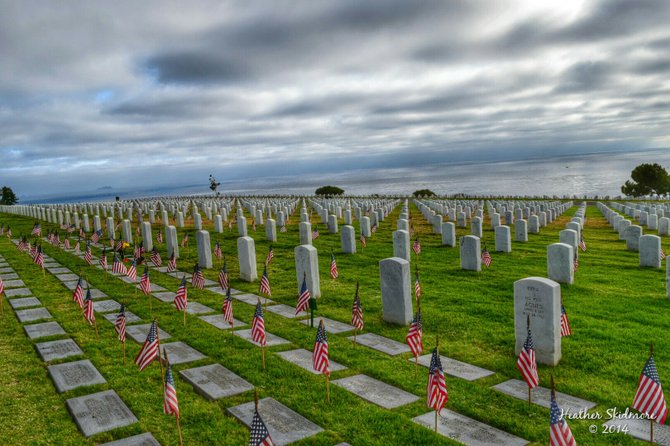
left=1, top=0, right=669, bottom=199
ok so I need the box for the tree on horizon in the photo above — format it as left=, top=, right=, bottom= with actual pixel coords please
left=621, top=163, right=670, bottom=197
left=0, top=186, right=18, bottom=205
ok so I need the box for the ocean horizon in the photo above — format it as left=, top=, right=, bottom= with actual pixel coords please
left=20, top=148, right=670, bottom=204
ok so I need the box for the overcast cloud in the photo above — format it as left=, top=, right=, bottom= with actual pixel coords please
left=1, top=0, right=669, bottom=199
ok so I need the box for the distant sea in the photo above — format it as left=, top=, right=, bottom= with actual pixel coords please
left=24, top=148, right=670, bottom=203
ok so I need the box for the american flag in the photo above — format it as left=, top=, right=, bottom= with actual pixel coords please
left=167, top=252, right=177, bottom=272
left=83, top=289, right=95, bottom=325
left=578, top=236, right=586, bottom=252
left=6, top=227, right=11, bottom=239
left=63, top=238, right=70, bottom=250
left=359, top=234, right=366, bottom=248
left=33, top=245, right=44, bottom=268
left=351, top=283, right=363, bottom=330
left=150, top=247, right=162, bottom=267
left=406, top=309, right=423, bottom=357
left=412, top=237, right=421, bottom=255
left=661, top=249, right=667, bottom=261
left=228, top=219, right=233, bottom=229
left=312, top=226, right=319, bottom=240
left=139, top=266, right=151, bottom=295
left=74, top=239, right=81, bottom=254
left=259, top=265, right=271, bottom=296
left=371, top=223, right=377, bottom=234
left=163, top=362, right=179, bottom=417
left=135, top=224, right=140, bottom=237
left=219, top=261, right=229, bottom=291
left=214, top=241, right=222, bottom=259
left=72, top=278, right=84, bottom=308
left=135, top=320, right=159, bottom=371
left=84, top=243, right=93, bottom=265
left=222, top=287, right=233, bottom=326
left=115, top=238, right=124, bottom=252
left=52, top=232, right=61, bottom=247
left=79, top=227, right=85, bottom=238
left=517, top=325, right=539, bottom=389
left=265, top=245, right=273, bottom=265
left=31, top=223, right=41, bottom=237
left=249, top=406, right=274, bottom=446
left=0, top=277, right=4, bottom=296
left=156, top=231, right=163, bottom=244
left=115, top=304, right=126, bottom=342
left=67, top=224, right=75, bottom=233
left=251, top=300, right=266, bottom=346
left=330, top=253, right=338, bottom=279
left=174, top=277, right=188, bottom=311
left=280, top=225, right=287, bottom=233
left=295, top=275, right=311, bottom=315
left=133, top=244, right=142, bottom=260
left=632, top=355, right=668, bottom=424
left=414, top=272, right=421, bottom=300
left=192, top=264, right=205, bottom=289
left=91, top=229, right=102, bottom=243
left=550, top=388, right=576, bottom=446
left=560, top=304, right=572, bottom=337
left=112, top=255, right=127, bottom=275
left=127, top=259, right=138, bottom=280
left=427, top=347, right=448, bottom=412
left=573, top=251, right=579, bottom=272
left=481, top=246, right=492, bottom=267
left=252, top=220, right=257, bottom=232
left=29, top=241, right=37, bottom=258
left=99, top=248, right=108, bottom=270
left=313, top=320, right=330, bottom=376
left=17, top=237, right=28, bottom=252
left=109, top=237, right=115, bottom=248
left=181, top=233, right=189, bottom=248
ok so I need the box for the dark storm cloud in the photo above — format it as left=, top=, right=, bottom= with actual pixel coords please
left=1, top=0, right=669, bottom=199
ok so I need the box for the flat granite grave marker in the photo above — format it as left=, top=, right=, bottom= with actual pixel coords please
left=603, top=417, right=670, bottom=445
left=413, top=410, right=529, bottom=446
left=2, top=279, right=26, bottom=288
left=412, top=354, right=494, bottom=381
left=277, top=349, right=347, bottom=374
left=299, top=317, right=354, bottom=333
left=15, top=307, right=53, bottom=323
left=48, top=359, right=107, bottom=393
left=265, top=304, right=308, bottom=319
left=9, top=297, right=42, bottom=309
left=126, top=324, right=171, bottom=343
left=233, top=293, right=274, bottom=306
left=56, top=273, right=80, bottom=282
left=346, top=333, right=410, bottom=355
left=492, top=379, right=596, bottom=412
left=0, top=272, right=19, bottom=280
left=152, top=291, right=176, bottom=303
left=159, top=342, right=206, bottom=365
left=185, top=301, right=216, bottom=315
left=135, top=283, right=166, bottom=292
left=233, top=329, right=290, bottom=347
left=332, top=374, right=418, bottom=409
left=46, top=267, right=72, bottom=274
left=24, top=321, right=66, bottom=339
left=92, top=300, right=122, bottom=313
left=99, top=432, right=161, bottom=446
left=180, top=363, right=253, bottom=400
left=4, top=287, right=33, bottom=297
left=102, top=310, right=142, bottom=325
left=36, top=339, right=84, bottom=361
left=198, top=314, right=246, bottom=330
left=228, top=397, right=323, bottom=446
left=66, top=390, right=138, bottom=437
left=205, top=286, right=242, bottom=295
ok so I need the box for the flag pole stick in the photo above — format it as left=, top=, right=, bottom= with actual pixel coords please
left=93, top=319, right=99, bottom=341
left=156, top=319, right=165, bottom=389
left=353, top=328, right=357, bottom=346
left=122, top=340, right=126, bottom=366
left=650, top=341, right=654, bottom=445
left=183, top=308, right=186, bottom=326
left=415, top=355, right=418, bottom=379
left=1, top=293, right=4, bottom=317
left=176, top=415, right=183, bottom=446
left=527, top=315, right=532, bottom=408
left=435, top=333, right=439, bottom=433
left=326, top=375, right=331, bottom=403
left=261, top=345, right=265, bottom=370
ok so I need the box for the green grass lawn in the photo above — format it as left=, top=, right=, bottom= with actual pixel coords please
left=0, top=201, right=667, bottom=445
